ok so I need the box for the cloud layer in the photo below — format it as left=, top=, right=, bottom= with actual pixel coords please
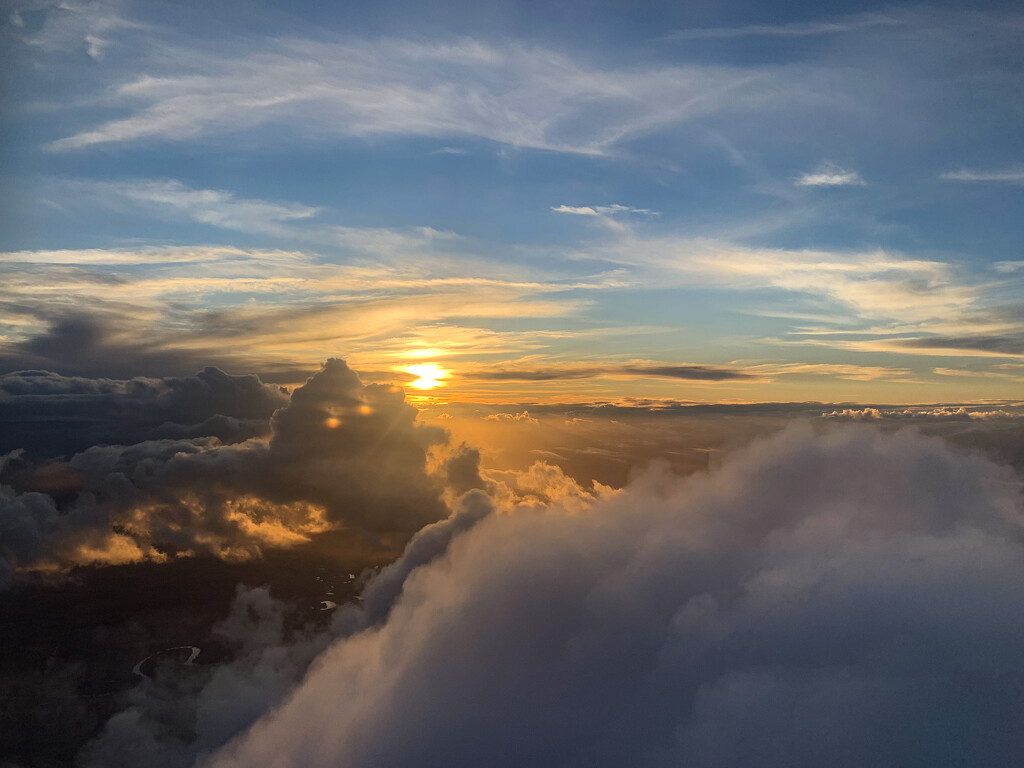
left=98, top=422, right=1024, bottom=768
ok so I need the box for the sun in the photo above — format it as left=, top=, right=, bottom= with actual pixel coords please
left=406, top=363, right=449, bottom=390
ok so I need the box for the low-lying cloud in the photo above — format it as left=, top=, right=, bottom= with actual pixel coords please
left=82, top=423, right=1024, bottom=767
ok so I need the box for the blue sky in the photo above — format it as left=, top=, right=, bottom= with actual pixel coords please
left=2, top=0, right=1023, bottom=403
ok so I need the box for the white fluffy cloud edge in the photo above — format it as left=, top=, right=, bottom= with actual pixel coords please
left=81, top=423, right=1024, bottom=768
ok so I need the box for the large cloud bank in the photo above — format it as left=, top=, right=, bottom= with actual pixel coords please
left=0, top=360, right=448, bottom=584
left=88, top=423, right=1024, bottom=767
left=0, top=366, right=289, bottom=458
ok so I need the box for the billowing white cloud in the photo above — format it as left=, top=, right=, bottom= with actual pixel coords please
left=127, top=423, right=1024, bottom=768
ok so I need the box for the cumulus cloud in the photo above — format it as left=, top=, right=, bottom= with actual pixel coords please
left=77, top=422, right=1021, bottom=768
left=484, top=410, right=539, bottom=424
left=0, top=360, right=449, bottom=585
left=823, top=406, right=1022, bottom=421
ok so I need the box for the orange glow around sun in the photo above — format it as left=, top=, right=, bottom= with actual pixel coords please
left=406, top=363, right=449, bottom=390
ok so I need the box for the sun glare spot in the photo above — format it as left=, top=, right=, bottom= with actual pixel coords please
left=406, top=363, right=449, bottom=390
left=324, top=417, right=341, bottom=429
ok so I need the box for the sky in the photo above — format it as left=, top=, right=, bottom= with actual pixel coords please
left=3, top=0, right=1024, bottom=405
left=3, top=3, right=1024, bottom=767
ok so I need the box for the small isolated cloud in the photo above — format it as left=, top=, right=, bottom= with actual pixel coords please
left=431, top=146, right=468, bottom=155
left=941, top=168, right=1024, bottom=184
left=551, top=204, right=658, bottom=217
left=485, top=410, right=539, bottom=424
left=795, top=162, right=866, bottom=187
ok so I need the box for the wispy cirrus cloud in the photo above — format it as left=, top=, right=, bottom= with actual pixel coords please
left=46, top=37, right=816, bottom=155
left=73, top=178, right=322, bottom=233
left=941, top=167, right=1024, bottom=184
left=668, top=12, right=901, bottom=40
left=573, top=233, right=1024, bottom=365
left=0, top=243, right=604, bottom=379
left=467, top=361, right=753, bottom=383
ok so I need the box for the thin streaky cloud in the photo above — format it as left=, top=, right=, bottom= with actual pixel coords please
left=668, top=13, right=901, bottom=40
left=46, top=37, right=801, bottom=155
left=941, top=168, right=1024, bottom=184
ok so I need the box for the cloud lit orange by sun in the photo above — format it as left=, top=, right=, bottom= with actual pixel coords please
left=405, top=363, right=450, bottom=390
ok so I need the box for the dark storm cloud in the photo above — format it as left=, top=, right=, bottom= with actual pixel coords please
left=0, top=367, right=288, bottom=458
left=0, top=360, right=450, bottom=584
left=471, top=363, right=752, bottom=382
left=189, top=424, right=1024, bottom=768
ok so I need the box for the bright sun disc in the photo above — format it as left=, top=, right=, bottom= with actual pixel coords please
left=406, top=363, right=448, bottom=390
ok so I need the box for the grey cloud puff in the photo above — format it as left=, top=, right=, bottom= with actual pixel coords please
left=203, top=423, right=1024, bottom=768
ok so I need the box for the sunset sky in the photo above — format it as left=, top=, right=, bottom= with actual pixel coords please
left=3, top=0, right=1023, bottom=405
left=3, top=4, right=1024, bottom=767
